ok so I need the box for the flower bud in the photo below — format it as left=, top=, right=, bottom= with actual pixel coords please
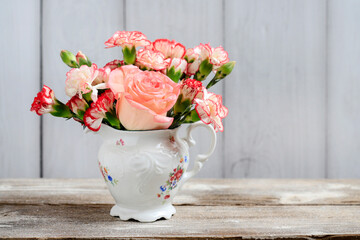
left=76, top=51, right=92, bottom=67
left=195, top=59, right=213, bottom=81
left=123, top=46, right=136, bottom=65
left=166, top=58, right=187, bottom=82
left=214, top=61, right=236, bottom=80
left=60, top=50, right=79, bottom=68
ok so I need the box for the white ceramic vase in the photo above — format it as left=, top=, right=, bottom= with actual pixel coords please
left=97, top=121, right=216, bottom=222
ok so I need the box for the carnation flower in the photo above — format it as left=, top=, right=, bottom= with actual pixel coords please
left=65, top=63, right=98, bottom=98
left=135, top=48, right=170, bottom=71
left=210, top=46, right=229, bottom=68
left=194, top=89, right=228, bottom=132
left=30, top=85, right=56, bottom=115
left=92, top=67, right=111, bottom=86
left=153, top=39, right=186, bottom=59
left=104, top=60, right=124, bottom=70
left=105, top=31, right=151, bottom=49
left=180, top=79, right=203, bottom=103
left=66, top=95, right=88, bottom=117
left=83, top=90, right=115, bottom=131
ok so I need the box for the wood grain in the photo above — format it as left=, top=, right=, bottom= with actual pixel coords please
left=126, top=0, right=225, bottom=178
left=327, top=0, right=360, bottom=178
left=224, top=0, right=327, bottom=178
left=1, top=179, right=360, bottom=239
left=1, top=179, right=359, bottom=206
left=42, top=0, right=124, bottom=178
left=0, top=0, right=41, bottom=177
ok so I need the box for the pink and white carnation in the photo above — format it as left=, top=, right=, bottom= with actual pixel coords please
left=108, top=65, right=180, bottom=130
left=168, top=58, right=187, bottom=74
left=135, top=48, right=170, bottom=71
left=194, top=89, right=228, bottom=132
left=105, top=31, right=151, bottom=49
left=65, top=63, right=98, bottom=98
left=104, top=60, right=124, bottom=70
left=92, top=67, right=111, bottom=85
left=153, top=39, right=186, bottom=59
left=209, top=46, right=229, bottom=68
left=83, top=90, right=115, bottom=131
left=30, top=85, right=56, bottom=116
left=184, top=44, right=212, bottom=75
left=66, top=95, right=88, bottom=116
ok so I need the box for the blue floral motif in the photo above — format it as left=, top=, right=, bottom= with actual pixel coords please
left=160, top=185, right=167, bottom=192
left=108, top=175, right=113, bottom=181
left=184, top=156, right=188, bottom=163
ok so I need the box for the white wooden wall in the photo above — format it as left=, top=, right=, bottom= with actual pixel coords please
left=1, top=0, right=360, bottom=178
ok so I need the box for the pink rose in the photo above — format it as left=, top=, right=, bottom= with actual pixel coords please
left=194, top=89, right=228, bottom=132
left=108, top=65, right=180, bottom=130
left=30, top=85, right=56, bottom=116
left=105, top=31, right=151, bottom=49
left=135, top=48, right=170, bottom=71
left=65, top=63, right=98, bottom=98
left=153, top=39, right=186, bottom=59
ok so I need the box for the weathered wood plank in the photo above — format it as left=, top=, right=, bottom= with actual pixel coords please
left=1, top=179, right=359, bottom=206
left=1, top=204, right=359, bottom=239
left=42, top=0, right=124, bottom=177
left=0, top=0, right=41, bottom=178
left=126, top=0, right=225, bottom=178
left=327, top=0, right=360, bottom=178
left=224, top=0, right=327, bottom=177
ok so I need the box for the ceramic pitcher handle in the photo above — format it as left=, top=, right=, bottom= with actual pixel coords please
left=181, top=121, right=217, bottom=182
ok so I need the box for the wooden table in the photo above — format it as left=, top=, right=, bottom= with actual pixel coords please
left=1, top=179, right=360, bottom=239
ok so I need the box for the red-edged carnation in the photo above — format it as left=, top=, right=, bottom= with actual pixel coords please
left=105, top=31, right=151, bottom=49
left=66, top=95, right=88, bottom=116
left=180, top=79, right=203, bottom=103
left=30, top=85, right=56, bottom=116
left=104, top=60, right=124, bottom=70
left=135, top=48, right=170, bottom=71
left=153, top=39, right=186, bottom=59
left=83, top=90, right=115, bottom=131
left=194, top=89, right=228, bottom=132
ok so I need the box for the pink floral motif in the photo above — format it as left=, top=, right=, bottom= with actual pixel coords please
left=83, top=90, right=115, bottom=131
left=104, top=60, right=124, bottom=70
left=153, top=39, right=186, bottom=59
left=194, top=89, right=228, bottom=132
left=105, top=31, right=151, bottom=49
left=157, top=156, right=187, bottom=202
left=30, top=85, right=56, bottom=116
left=65, top=63, right=98, bottom=98
left=116, top=139, right=125, bottom=146
left=135, top=48, right=170, bottom=70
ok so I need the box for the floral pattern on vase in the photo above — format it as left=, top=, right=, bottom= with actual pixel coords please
left=157, top=156, right=187, bottom=203
left=99, top=162, right=119, bottom=186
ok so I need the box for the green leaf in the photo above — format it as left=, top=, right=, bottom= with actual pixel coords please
left=105, top=112, right=121, bottom=129
left=184, top=109, right=201, bottom=123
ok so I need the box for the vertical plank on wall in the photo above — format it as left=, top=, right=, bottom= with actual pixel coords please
left=42, top=0, right=124, bottom=177
left=0, top=0, right=40, bottom=177
left=327, top=0, right=360, bottom=178
left=224, top=0, right=326, bottom=178
left=126, top=0, right=225, bottom=178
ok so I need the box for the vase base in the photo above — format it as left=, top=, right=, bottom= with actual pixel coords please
left=110, top=204, right=176, bottom=222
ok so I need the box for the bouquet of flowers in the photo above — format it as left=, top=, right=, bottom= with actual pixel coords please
left=31, top=31, right=235, bottom=132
